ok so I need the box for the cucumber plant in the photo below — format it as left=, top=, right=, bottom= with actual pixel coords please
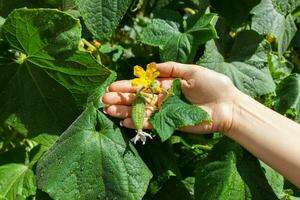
left=0, top=0, right=299, bottom=200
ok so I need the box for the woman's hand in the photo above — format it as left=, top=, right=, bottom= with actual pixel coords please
left=103, top=61, right=300, bottom=187
left=102, top=62, right=239, bottom=134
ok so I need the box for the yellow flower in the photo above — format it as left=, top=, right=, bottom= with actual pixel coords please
left=266, top=34, right=275, bottom=43
left=92, top=40, right=101, bottom=48
left=131, top=62, right=160, bottom=88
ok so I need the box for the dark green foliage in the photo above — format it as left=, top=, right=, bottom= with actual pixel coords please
left=0, top=1, right=299, bottom=200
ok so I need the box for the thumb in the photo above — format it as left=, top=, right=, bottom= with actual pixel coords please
left=156, top=62, right=198, bottom=80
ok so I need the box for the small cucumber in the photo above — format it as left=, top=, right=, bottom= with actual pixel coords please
left=132, top=94, right=145, bottom=130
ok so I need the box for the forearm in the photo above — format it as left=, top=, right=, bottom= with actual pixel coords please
left=226, top=89, right=300, bottom=187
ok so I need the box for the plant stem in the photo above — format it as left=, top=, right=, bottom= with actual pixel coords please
left=81, top=38, right=96, bottom=50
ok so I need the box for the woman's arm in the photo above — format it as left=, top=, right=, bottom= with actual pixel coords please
left=228, top=90, right=300, bottom=187
left=102, top=61, right=300, bottom=187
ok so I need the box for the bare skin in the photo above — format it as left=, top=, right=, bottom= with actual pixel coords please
left=102, top=61, right=300, bottom=187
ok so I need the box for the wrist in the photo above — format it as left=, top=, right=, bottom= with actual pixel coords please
left=224, top=89, right=255, bottom=137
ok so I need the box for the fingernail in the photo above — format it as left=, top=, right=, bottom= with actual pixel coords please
left=99, top=97, right=103, bottom=103
left=105, top=86, right=109, bottom=92
left=120, top=121, right=124, bottom=126
left=103, top=108, right=108, bottom=114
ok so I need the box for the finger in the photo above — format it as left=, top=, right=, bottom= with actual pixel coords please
left=102, top=92, right=136, bottom=105
left=156, top=62, right=198, bottom=79
left=104, top=105, right=154, bottom=119
left=104, top=105, right=131, bottom=118
left=108, top=78, right=174, bottom=95
left=157, top=78, right=173, bottom=90
left=108, top=80, right=141, bottom=93
left=120, top=118, right=152, bottom=129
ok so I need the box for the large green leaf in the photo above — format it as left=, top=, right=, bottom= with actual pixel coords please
left=195, top=138, right=279, bottom=200
left=2, top=8, right=81, bottom=56
left=150, top=79, right=211, bottom=142
left=140, top=11, right=218, bottom=63
left=37, top=104, right=152, bottom=200
left=0, top=163, right=36, bottom=200
left=194, top=139, right=246, bottom=200
left=210, top=0, right=260, bottom=27
left=274, top=73, right=300, bottom=122
left=198, top=30, right=275, bottom=97
left=0, top=8, right=115, bottom=137
left=251, top=0, right=297, bottom=55
left=76, top=0, right=133, bottom=39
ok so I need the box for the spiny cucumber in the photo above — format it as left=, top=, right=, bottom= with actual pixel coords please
left=132, top=94, right=145, bottom=130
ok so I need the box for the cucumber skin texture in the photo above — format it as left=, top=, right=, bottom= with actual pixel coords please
left=132, top=95, right=145, bottom=130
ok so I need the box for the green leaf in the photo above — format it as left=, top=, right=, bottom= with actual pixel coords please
left=198, top=30, right=275, bottom=97
left=195, top=138, right=279, bottom=200
left=0, top=8, right=115, bottom=136
left=284, top=180, right=300, bottom=198
left=99, top=43, right=124, bottom=62
left=260, top=161, right=285, bottom=198
left=237, top=151, right=281, bottom=200
left=62, top=0, right=77, bottom=10
left=182, top=177, right=195, bottom=197
left=150, top=79, right=211, bottom=142
left=251, top=0, right=297, bottom=55
left=268, top=52, right=293, bottom=84
left=37, top=104, right=152, bottom=200
left=140, top=11, right=218, bottom=63
left=0, top=17, right=4, bottom=29
left=210, top=0, right=260, bottom=27
left=0, top=163, right=36, bottom=200
left=76, top=0, right=133, bottom=39
left=0, top=0, right=73, bottom=17
left=194, top=139, right=246, bottom=200
left=2, top=8, right=81, bottom=56
left=32, top=134, right=59, bottom=149
left=271, top=0, right=300, bottom=14
left=274, top=73, right=300, bottom=122
left=0, top=115, right=29, bottom=152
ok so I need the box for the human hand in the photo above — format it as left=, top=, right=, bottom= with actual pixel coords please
left=102, top=62, right=239, bottom=134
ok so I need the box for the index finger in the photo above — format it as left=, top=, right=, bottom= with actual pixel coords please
left=156, top=62, right=198, bottom=79
left=108, top=78, right=174, bottom=93
left=108, top=80, right=141, bottom=93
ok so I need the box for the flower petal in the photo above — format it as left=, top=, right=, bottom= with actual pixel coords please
left=134, top=65, right=146, bottom=78
left=132, top=78, right=151, bottom=87
left=152, top=71, right=160, bottom=78
left=131, top=134, right=140, bottom=144
left=146, top=62, right=157, bottom=73
left=143, top=132, right=153, bottom=139
left=131, top=78, right=141, bottom=86
left=131, top=130, right=153, bottom=145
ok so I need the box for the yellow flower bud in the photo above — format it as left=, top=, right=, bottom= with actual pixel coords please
left=266, top=34, right=275, bottom=43
left=92, top=41, right=101, bottom=48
